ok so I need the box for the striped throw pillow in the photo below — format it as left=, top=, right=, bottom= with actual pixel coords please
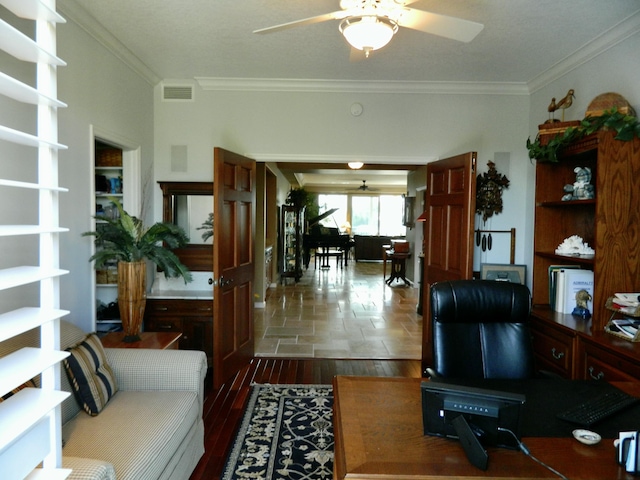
left=64, top=333, right=118, bottom=416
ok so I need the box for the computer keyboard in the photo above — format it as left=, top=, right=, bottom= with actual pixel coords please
left=556, top=390, right=639, bottom=427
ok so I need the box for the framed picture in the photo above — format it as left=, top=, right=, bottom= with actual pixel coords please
left=480, top=263, right=526, bottom=284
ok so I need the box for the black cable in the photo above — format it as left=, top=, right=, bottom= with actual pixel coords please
left=498, top=427, right=569, bottom=480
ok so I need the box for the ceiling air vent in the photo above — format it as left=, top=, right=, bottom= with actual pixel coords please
left=162, top=85, right=194, bottom=101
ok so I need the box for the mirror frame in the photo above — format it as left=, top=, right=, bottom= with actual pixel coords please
left=159, top=181, right=213, bottom=272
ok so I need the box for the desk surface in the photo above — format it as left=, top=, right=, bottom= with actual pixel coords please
left=333, top=376, right=640, bottom=480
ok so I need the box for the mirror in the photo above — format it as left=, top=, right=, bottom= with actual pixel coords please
left=173, top=195, right=213, bottom=245
left=159, top=181, right=213, bottom=271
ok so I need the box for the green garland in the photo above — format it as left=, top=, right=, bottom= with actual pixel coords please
left=526, top=108, right=640, bottom=163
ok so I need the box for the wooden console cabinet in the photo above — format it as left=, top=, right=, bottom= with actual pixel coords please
left=531, top=131, right=640, bottom=380
left=144, top=298, right=213, bottom=366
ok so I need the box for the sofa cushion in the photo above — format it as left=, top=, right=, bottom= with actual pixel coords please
left=64, top=334, right=118, bottom=416
left=62, top=390, right=200, bottom=480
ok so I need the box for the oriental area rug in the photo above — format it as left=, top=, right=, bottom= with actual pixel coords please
left=222, top=384, right=334, bottom=480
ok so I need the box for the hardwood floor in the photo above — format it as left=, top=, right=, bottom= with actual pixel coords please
left=189, top=358, right=422, bottom=480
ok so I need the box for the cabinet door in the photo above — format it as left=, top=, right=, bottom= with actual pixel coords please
left=182, top=317, right=213, bottom=365
left=578, top=339, right=640, bottom=381
left=531, top=325, right=575, bottom=378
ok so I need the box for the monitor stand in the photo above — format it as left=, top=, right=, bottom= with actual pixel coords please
left=452, top=415, right=489, bottom=471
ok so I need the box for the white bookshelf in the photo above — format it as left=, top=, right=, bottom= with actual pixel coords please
left=0, top=0, right=71, bottom=478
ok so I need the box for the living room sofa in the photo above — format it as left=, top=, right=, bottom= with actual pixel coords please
left=0, top=320, right=207, bottom=480
left=353, top=235, right=406, bottom=261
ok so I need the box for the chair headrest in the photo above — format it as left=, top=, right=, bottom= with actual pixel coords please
left=430, top=279, right=531, bottom=324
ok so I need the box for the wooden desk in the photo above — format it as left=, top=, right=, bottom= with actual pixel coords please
left=333, top=376, right=640, bottom=480
left=100, top=331, right=181, bottom=350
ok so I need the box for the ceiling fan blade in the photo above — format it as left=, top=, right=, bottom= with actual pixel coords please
left=253, top=10, right=348, bottom=34
left=397, top=8, right=484, bottom=43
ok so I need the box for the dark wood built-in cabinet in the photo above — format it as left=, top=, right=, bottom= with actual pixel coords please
left=531, top=131, right=640, bottom=380
left=144, top=299, right=213, bottom=366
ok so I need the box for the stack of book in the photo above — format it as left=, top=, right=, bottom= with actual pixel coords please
left=548, top=266, right=594, bottom=314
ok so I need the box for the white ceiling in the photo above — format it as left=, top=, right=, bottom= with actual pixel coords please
left=58, top=0, right=640, bottom=190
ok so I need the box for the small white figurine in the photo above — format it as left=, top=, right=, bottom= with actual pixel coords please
left=562, top=166, right=595, bottom=201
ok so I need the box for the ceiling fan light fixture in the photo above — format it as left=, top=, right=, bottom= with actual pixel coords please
left=339, top=16, right=398, bottom=56
left=348, top=161, right=364, bottom=169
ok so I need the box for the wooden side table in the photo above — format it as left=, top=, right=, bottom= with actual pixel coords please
left=100, top=331, right=182, bottom=350
left=385, top=250, right=411, bottom=286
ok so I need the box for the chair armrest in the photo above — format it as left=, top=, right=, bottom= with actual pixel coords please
left=104, top=348, right=207, bottom=408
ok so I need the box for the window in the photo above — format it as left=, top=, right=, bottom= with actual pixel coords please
left=319, top=194, right=405, bottom=236
left=317, top=195, right=348, bottom=231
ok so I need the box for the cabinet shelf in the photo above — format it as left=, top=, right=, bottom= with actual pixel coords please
left=534, top=251, right=594, bottom=266
left=537, top=199, right=596, bottom=208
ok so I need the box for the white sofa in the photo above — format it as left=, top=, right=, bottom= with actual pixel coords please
left=0, top=321, right=207, bottom=480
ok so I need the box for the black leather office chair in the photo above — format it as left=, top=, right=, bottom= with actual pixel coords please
left=427, top=279, right=535, bottom=379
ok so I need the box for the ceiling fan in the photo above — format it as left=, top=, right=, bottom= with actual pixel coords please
left=254, top=0, right=484, bottom=58
left=354, top=180, right=376, bottom=191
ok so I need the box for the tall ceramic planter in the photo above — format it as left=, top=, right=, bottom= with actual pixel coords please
left=118, top=260, right=147, bottom=342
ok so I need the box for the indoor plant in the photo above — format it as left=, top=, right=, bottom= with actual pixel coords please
left=84, top=198, right=192, bottom=341
left=527, top=108, right=640, bottom=163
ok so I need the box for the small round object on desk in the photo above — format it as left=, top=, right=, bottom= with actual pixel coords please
left=573, top=429, right=601, bottom=445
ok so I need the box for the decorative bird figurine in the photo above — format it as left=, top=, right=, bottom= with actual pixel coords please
left=547, top=97, right=557, bottom=122
left=555, top=89, right=575, bottom=122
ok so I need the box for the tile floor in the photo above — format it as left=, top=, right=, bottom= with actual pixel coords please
left=254, top=260, right=423, bottom=359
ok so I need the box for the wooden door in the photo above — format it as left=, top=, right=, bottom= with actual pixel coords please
left=213, top=147, right=256, bottom=388
left=421, top=152, right=477, bottom=373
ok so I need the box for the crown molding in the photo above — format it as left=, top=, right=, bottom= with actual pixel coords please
left=196, top=77, right=529, bottom=95
left=247, top=153, right=436, bottom=165
left=57, top=0, right=161, bottom=86
left=527, top=10, right=640, bottom=93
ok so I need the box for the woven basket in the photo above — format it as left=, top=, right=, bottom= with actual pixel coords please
left=96, top=148, right=122, bottom=167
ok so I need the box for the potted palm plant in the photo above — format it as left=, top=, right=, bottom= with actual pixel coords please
left=84, top=198, right=192, bottom=342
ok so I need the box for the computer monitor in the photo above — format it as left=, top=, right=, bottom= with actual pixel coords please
left=421, top=380, right=526, bottom=450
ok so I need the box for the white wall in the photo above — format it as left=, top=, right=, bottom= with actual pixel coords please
left=153, top=85, right=532, bottom=275
left=55, top=20, right=155, bottom=331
